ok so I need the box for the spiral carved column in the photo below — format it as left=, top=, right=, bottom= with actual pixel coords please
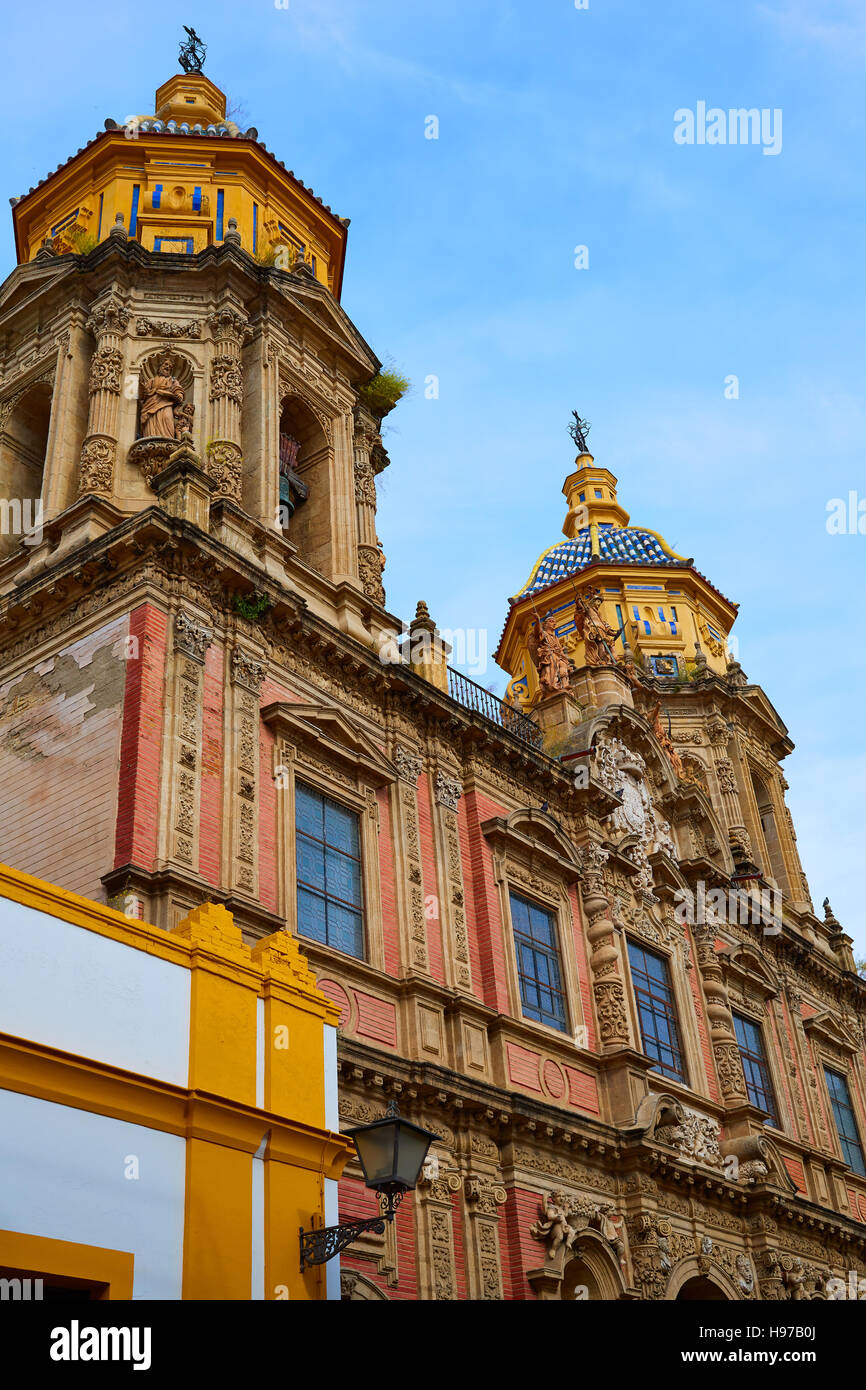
left=693, top=924, right=748, bottom=1102
left=79, top=295, right=129, bottom=496
left=206, top=306, right=248, bottom=503
left=578, top=844, right=633, bottom=1051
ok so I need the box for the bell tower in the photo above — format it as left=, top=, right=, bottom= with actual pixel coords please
left=0, top=37, right=403, bottom=923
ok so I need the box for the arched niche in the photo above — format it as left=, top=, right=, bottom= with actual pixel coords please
left=278, top=393, right=330, bottom=575
left=134, top=348, right=195, bottom=440
left=0, top=379, right=52, bottom=560
left=561, top=1230, right=628, bottom=1301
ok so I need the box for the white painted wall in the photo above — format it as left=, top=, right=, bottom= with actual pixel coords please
left=0, top=1090, right=186, bottom=1299
left=0, top=897, right=189, bottom=1086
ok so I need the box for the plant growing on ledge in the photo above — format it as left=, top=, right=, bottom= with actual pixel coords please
left=357, top=364, right=410, bottom=419
left=66, top=226, right=98, bottom=256
left=232, top=590, right=272, bottom=623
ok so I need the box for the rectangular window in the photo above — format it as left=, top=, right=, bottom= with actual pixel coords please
left=216, top=189, right=224, bottom=240
left=627, top=940, right=686, bottom=1083
left=192, top=186, right=202, bottom=212
left=295, top=781, right=365, bottom=959
left=96, top=192, right=104, bottom=241
left=733, top=1012, right=778, bottom=1124
left=153, top=237, right=194, bottom=253
left=252, top=202, right=258, bottom=252
left=129, top=185, right=140, bottom=237
left=509, top=891, right=567, bottom=1032
left=151, top=183, right=162, bottom=209
left=825, top=1068, right=866, bottom=1177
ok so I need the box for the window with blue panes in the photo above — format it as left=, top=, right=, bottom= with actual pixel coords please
left=295, top=781, right=365, bottom=959
left=627, top=940, right=686, bottom=1083
left=733, top=1012, right=778, bottom=1124
left=824, top=1067, right=866, bottom=1177
left=509, top=891, right=567, bottom=1032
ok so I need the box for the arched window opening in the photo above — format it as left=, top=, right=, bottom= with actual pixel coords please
left=278, top=396, right=328, bottom=574
left=750, top=769, right=788, bottom=893
left=0, top=381, right=52, bottom=560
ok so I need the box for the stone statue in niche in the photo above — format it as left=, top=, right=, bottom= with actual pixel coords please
left=140, top=352, right=185, bottom=438
left=527, top=613, right=571, bottom=693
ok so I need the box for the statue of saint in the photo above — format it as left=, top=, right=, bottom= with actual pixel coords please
left=140, top=354, right=185, bottom=438
left=527, top=614, right=571, bottom=694
left=648, top=700, right=685, bottom=780
left=573, top=586, right=619, bottom=666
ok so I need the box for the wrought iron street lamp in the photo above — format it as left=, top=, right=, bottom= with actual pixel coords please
left=300, top=1101, right=437, bottom=1270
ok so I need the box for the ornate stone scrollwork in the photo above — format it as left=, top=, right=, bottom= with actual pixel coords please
left=434, top=770, right=462, bottom=811
left=205, top=440, right=243, bottom=503
left=78, top=435, right=115, bottom=495
left=394, top=746, right=424, bottom=784
left=530, top=1189, right=625, bottom=1266
left=136, top=317, right=202, bottom=339
left=358, top=542, right=386, bottom=605
left=88, top=346, right=123, bottom=395
left=209, top=354, right=244, bottom=406
left=174, top=610, right=213, bottom=663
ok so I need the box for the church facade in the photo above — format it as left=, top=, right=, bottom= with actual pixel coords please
left=1, top=55, right=866, bottom=1302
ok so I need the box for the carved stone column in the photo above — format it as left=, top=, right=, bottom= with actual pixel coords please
left=206, top=306, right=247, bottom=503
left=392, top=746, right=430, bottom=974
left=80, top=295, right=129, bottom=496
left=431, top=769, right=472, bottom=992
left=693, top=924, right=748, bottom=1105
left=228, top=644, right=266, bottom=897
left=416, top=1163, right=461, bottom=1300
left=168, top=610, right=213, bottom=871
left=577, top=844, right=633, bottom=1052
left=353, top=405, right=386, bottom=605
left=463, top=1174, right=507, bottom=1299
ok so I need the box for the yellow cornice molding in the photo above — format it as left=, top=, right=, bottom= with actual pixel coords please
left=0, top=1035, right=353, bottom=1174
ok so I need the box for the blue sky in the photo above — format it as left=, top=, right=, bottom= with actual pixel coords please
left=3, top=1, right=864, bottom=948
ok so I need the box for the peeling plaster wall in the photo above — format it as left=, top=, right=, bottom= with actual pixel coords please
left=0, top=617, right=128, bottom=899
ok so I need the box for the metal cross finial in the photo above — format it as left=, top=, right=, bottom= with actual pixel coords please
left=179, top=26, right=207, bottom=74
left=568, top=410, right=591, bottom=453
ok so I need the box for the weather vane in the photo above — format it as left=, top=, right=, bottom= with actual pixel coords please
left=179, top=26, right=207, bottom=74
left=568, top=410, right=591, bottom=453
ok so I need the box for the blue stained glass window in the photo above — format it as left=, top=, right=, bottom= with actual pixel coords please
left=192, top=186, right=202, bottom=211
left=295, top=781, right=365, bottom=959
left=825, top=1068, right=866, bottom=1177
left=509, top=892, right=567, bottom=1032
left=627, top=940, right=686, bottom=1083
left=130, top=185, right=140, bottom=236
left=216, top=189, right=224, bottom=240
left=152, top=183, right=162, bottom=209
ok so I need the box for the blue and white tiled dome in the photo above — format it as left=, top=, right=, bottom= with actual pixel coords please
left=518, top=523, right=681, bottom=599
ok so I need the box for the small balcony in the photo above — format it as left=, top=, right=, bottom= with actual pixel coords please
left=447, top=668, right=544, bottom=752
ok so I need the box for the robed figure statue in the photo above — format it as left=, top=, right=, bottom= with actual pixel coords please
left=140, top=354, right=184, bottom=438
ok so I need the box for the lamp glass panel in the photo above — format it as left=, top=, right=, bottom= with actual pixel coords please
left=353, top=1124, right=398, bottom=1184
left=392, top=1127, right=434, bottom=1188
